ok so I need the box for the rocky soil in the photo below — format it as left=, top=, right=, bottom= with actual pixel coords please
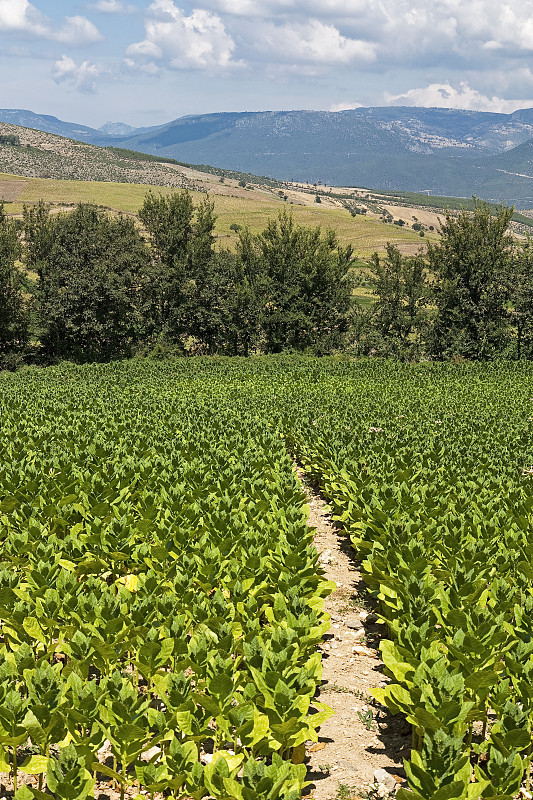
left=299, top=469, right=411, bottom=800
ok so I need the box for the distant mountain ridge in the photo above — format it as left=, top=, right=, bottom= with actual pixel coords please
left=5, top=106, right=533, bottom=206
left=98, top=121, right=139, bottom=136
left=0, top=109, right=109, bottom=142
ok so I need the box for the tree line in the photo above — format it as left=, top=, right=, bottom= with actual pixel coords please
left=0, top=191, right=354, bottom=367
left=1, top=191, right=533, bottom=368
left=361, top=202, right=533, bottom=360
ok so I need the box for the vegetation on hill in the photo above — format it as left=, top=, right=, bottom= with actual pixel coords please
left=0, top=122, right=194, bottom=189
left=1, top=192, right=356, bottom=366
left=104, top=146, right=182, bottom=165
left=2, top=191, right=533, bottom=368
left=0, top=134, right=19, bottom=146
left=105, top=146, right=280, bottom=187
left=359, top=189, right=533, bottom=230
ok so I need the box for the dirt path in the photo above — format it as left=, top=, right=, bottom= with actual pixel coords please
left=297, top=469, right=411, bottom=800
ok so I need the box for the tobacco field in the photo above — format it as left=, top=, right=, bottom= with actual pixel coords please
left=1, top=357, right=533, bottom=800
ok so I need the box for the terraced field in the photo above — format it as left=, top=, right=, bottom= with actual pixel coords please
left=0, top=171, right=428, bottom=258
left=2, top=357, right=533, bottom=798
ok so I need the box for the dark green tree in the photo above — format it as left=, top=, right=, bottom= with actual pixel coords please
left=367, top=243, right=428, bottom=356
left=25, top=204, right=151, bottom=362
left=0, top=202, right=27, bottom=364
left=238, top=211, right=354, bottom=353
left=139, top=190, right=218, bottom=342
left=427, top=201, right=513, bottom=359
left=23, top=200, right=55, bottom=275
left=508, top=239, right=533, bottom=359
left=183, top=250, right=261, bottom=355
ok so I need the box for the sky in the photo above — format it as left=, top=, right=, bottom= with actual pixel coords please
left=3, top=0, right=533, bottom=128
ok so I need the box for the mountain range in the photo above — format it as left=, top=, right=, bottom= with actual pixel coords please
left=4, top=107, right=533, bottom=206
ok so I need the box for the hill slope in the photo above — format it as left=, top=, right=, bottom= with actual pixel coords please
left=7, top=106, right=533, bottom=204
left=0, top=121, right=195, bottom=189
left=86, top=108, right=533, bottom=205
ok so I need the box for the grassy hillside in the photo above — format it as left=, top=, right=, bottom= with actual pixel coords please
left=1, top=172, right=431, bottom=259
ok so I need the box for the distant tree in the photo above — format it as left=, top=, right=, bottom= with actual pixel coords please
left=367, top=243, right=428, bottom=356
left=26, top=204, right=151, bottom=361
left=238, top=211, right=355, bottom=353
left=0, top=203, right=27, bottom=363
left=139, top=189, right=218, bottom=343
left=427, top=201, right=513, bottom=359
left=0, top=134, right=20, bottom=146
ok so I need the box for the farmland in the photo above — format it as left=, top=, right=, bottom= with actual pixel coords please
left=1, top=356, right=533, bottom=798
left=0, top=171, right=429, bottom=258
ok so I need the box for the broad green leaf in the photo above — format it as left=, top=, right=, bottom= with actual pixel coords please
left=19, top=755, right=49, bottom=774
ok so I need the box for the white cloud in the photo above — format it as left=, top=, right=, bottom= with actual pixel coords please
left=385, top=81, right=533, bottom=114
left=330, top=101, right=363, bottom=111
left=89, top=0, right=136, bottom=13
left=210, top=0, right=258, bottom=13
left=52, top=55, right=105, bottom=93
left=257, top=20, right=377, bottom=64
left=209, top=0, right=368, bottom=16
left=380, top=0, right=533, bottom=61
left=208, top=0, right=533, bottom=66
left=0, top=0, right=46, bottom=35
left=54, top=16, right=103, bottom=46
left=0, top=0, right=102, bottom=44
left=127, top=0, right=243, bottom=72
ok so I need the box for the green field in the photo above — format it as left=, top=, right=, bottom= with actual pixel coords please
left=1, top=357, right=533, bottom=797
left=1, top=172, right=433, bottom=258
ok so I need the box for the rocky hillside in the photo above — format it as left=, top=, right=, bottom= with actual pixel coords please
left=6, top=108, right=533, bottom=208
left=0, top=122, right=193, bottom=189
left=6, top=106, right=533, bottom=204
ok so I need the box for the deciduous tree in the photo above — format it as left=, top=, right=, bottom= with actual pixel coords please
left=26, top=204, right=151, bottom=361
left=0, top=202, right=27, bottom=364
left=139, top=190, right=218, bottom=342
left=427, top=201, right=513, bottom=359
left=238, top=211, right=354, bottom=353
left=367, top=243, right=428, bottom=356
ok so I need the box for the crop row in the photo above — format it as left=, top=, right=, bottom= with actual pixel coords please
left=0, top=360, right=333, bottom=800
left=4, top=356, right=532, bottom=800
left=284, top=358, right=533, bottom=800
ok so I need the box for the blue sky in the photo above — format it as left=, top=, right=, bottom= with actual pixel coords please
left=3, top=0, right=533, bottom=128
